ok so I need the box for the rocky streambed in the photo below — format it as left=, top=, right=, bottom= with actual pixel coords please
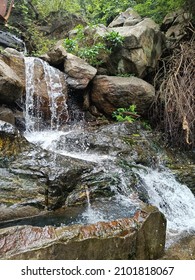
left=0, top=120, right=195, bottom=259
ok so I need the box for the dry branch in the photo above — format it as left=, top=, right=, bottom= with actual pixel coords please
left=151, top=29, right=195, bottom=149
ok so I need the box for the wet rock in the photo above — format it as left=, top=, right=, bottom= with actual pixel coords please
left=0, top=207, right=166, bottom=260
left=0, top=120, right=95, bottom=219
left=0, top=31, right=25, bottom=51
left=91, top=75, right=155, bottom=117
left=64, top=53, right=97, bottom=89
left=25, top=57, right=69, bottom=128
left=0, top=59, right=24, bottom=104
left=0, top=120, right=28, bottom=166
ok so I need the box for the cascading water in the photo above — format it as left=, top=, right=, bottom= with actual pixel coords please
left=23, top=57, right=195, bottom=247
left=24, top=57, right=68, bottom=132
left=134, top=166, right=195, bottom=246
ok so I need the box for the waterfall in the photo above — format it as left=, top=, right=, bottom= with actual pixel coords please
left=24, top=57, right=68, bottom=132
left=135, top=166, right=195, bottom=246
left=23, top=56, right=195, bottom=247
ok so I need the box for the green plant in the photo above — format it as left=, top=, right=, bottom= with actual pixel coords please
left=63, top=25, right=124, bottom=67
left=104, top=31, right=124, bottom=49
left=78, top=43, right=106, bottom=66
left=112, top=105, right=140, bottom=123
left=64, top=38, right=77, bottom=53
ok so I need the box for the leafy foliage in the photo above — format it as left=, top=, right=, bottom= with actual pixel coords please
left=63, top=25, right=124, bottom=66
left=112, top=105, right=140, bottom=123
left=133, top=0, right=185, bottom=23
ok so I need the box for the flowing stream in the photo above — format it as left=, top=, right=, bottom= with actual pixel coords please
left=23, top=57, right=195, bottom=247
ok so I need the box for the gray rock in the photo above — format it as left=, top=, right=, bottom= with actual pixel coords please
left=64, top=53, right=97, bottom=89
left=108, top=8, right=142, bottom=28
left=0, top=31, right=25, bottom=52
left=109, top=18, right=165, bottom=77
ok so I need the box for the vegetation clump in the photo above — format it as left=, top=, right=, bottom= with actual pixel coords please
left=63, top=25, right=124, bottom=66
left=112, top=105, right=140, bottom=123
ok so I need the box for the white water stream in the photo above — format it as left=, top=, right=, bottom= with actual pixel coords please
left=24, top=57, right=195, bottom=247
left=25, top=57, right=68, bottom=132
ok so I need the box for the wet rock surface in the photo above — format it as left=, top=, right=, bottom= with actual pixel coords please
left=0, top=207, right=166, bottom=260
left=0, top=121, right=160, bottom=223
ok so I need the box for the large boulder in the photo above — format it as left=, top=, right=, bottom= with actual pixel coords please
left=108, top=17, right=165, bottom=77
left=0, top=59, right=24, bottom=104
left=90, top=75, right=155, bottom=117
left=64, top=53, right=97, bottom=89
left=0, top=207, right=166, bottom=260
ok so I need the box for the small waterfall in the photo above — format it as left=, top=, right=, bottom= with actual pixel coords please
left=24, top=57, right=68, bottom=132
left=135, top=166, right=195, bottom=246
left=23, top=56, right=195, bottom=247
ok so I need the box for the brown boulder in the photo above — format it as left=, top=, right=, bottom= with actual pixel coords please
left=0, top=207, right=166, bottom=260
left=0, top=59, right=24, bottom=104
left=91, top=75, right=155, bottom=116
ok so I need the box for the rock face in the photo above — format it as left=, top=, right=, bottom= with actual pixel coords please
left=0, top=120, right=94, bottom=220
left=64, top=53, right=97, bottom=89
left=91, top=75, right=155, bottom=116
left=37, top=11, right=86, bottom=40
left=161, top=10, right=192, bottom=45
left=0, top=207, right=166, bottom=260
left=0, top=121, right=159, bottom=222
left=108, top=18, right=165, bottom=77
left=0, top=59, right=24, bottom=104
